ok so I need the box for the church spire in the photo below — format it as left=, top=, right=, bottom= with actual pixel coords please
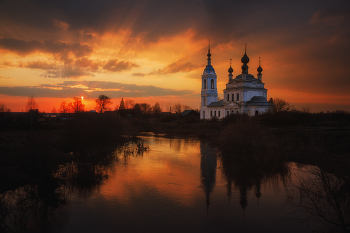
left=241, top=44, right=249, bottom=74
left=207, top=39, right=211, bottom=66
left=257, top=57, right=263, bottom=81
left=228, top=58, right=233, bottom=82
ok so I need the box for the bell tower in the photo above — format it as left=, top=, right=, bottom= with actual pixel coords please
left=200, top=40, right=218, bottom=118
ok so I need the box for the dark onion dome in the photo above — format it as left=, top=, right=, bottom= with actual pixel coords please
left=241, top=63, right=248, bottom=70
left=228, top=66, right=233, bottom=73
left=241, top=52, right=249, bottom=64
left=257, top=65, right=263, bottom=73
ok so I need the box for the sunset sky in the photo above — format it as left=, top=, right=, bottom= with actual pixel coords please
left=0, top=0, right=349, bottom=112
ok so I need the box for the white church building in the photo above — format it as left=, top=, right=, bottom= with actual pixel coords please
left=200, top=45, right=272, bottom=119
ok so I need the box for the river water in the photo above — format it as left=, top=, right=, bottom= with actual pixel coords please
left=3, top=134, right=343, bottom=232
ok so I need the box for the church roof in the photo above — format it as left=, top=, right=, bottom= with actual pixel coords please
left=207, top=99, right=224, bottom=107
left=204, top=65, right=215, bottom=74
left=246, top=96, right=271, bottom=106
left=234, top=74, right=258, bottom=81
left=181, top=110, right=196, bottom=116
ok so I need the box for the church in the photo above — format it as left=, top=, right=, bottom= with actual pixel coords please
left=200, top=44, right=272, bottom=119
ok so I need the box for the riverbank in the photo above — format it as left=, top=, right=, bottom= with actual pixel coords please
left=131, top=112, right=350, bottom=178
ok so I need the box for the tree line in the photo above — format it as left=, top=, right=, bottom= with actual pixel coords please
left=0, top=95, right=193, bottom=115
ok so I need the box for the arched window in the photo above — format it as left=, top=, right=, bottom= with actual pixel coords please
left=203, top=79, right=207, bottom=89
left=203, top=97, right=206, bottom=106
left=211, top=79, right=214, bottom=89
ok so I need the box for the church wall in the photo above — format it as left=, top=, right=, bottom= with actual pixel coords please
left=246, top=105, right=270, bottom=116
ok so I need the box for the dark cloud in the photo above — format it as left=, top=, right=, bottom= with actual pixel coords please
left=311, top=4, right=350, bottom=26
left=19, top=61, right=57, bottom=70
left=132, top=73, right=145, bottom=77
left=0, top=38, right=92, bottom=59
left=39, top=66, right=90, bottom=79
left=1, top=0, right=349, bottom=46
left=150, top=60, right=200, bottom=75
left=0, top=81, right=194, bottom=98
left=102, top=59, right=139, bottom=72
left=6, top=57, right=139, bottom=77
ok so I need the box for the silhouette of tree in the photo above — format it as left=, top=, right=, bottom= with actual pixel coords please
left=59, top=101, right=70, bottom=114
left=124, top=99, right=135, bottom=109
left=289, top=167, right=350, bottom=232
left=0, top=102, right=11, bottom=112
left=26, top=96, right=38, bottom=112
left=51, top=107, right=57, bottom=113
left=72, top=97, right=85, bottom=113
left=182, top=105, right=192, bottom=110
left=95, top=95, right=112, bottom=113
left=173, top=104, right=182, bottom=114
left=140, top=103, right=152, bottom=115
left=153, top=102, right=162, bottom=116
left=133, top=103, right=142, bottom=116
left=269, top=97, right=291, bottom=113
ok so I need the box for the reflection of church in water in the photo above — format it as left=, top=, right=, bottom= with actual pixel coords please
left=200, top=142, right=262, bottom=210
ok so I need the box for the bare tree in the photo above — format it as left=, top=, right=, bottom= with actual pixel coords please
left=26, top=96, right=38, bottom=112
left=0, top=102, right=11, bottom=112
left=173, top=103, right=182, bottom=114
left=288, top=167, right=350, bottom=232
left=60, top=101, right=70, bottom=114
left=153, top=102, right=162, bottom=116
left=95, top=95, right=112, bottom=113
left=124, top=99, right=135, bottom=109
left=182, top=105, right=192, bottom=110
left=72, top=97, right=85, bottom=113
left=269, top=98, right=291, bottom=113
left=140, top=103, right=152, bottom=115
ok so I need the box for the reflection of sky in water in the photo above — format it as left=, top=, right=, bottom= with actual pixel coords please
left=58, top=136, right=317, bottom=233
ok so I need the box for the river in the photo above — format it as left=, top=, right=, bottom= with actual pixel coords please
left=2, top=134, right=347, bottom=232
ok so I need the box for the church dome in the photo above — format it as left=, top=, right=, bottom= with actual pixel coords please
left=241, top=52, right=249, bottom=64
left=257, top=65, right=263, bottom=73
left=241, top=63, right=248, bottom=70
left=204, top=65, right=215, bottom=74
left=228, top=66, right=233, bottom=73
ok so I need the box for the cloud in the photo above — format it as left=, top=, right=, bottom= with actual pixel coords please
left=0, top=75, right=13, bottom=79
left=150, top=59, right=200, bottom=75
left=39, top=66, right=90, bottom=79
left=0, top=38, right=93, bottom=59
left=53, top=19, right=69, bottom=30
left=0, top=81, right=194, bottom=98
left=311, top=6, right=350, bottom=26
left=102, top=59, right=139, bottom=72
left=132, top=73, right=145, bottom=77
left=19, top=61, right=57, bottom=70
left=6, top=57, right=138, bottom=77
